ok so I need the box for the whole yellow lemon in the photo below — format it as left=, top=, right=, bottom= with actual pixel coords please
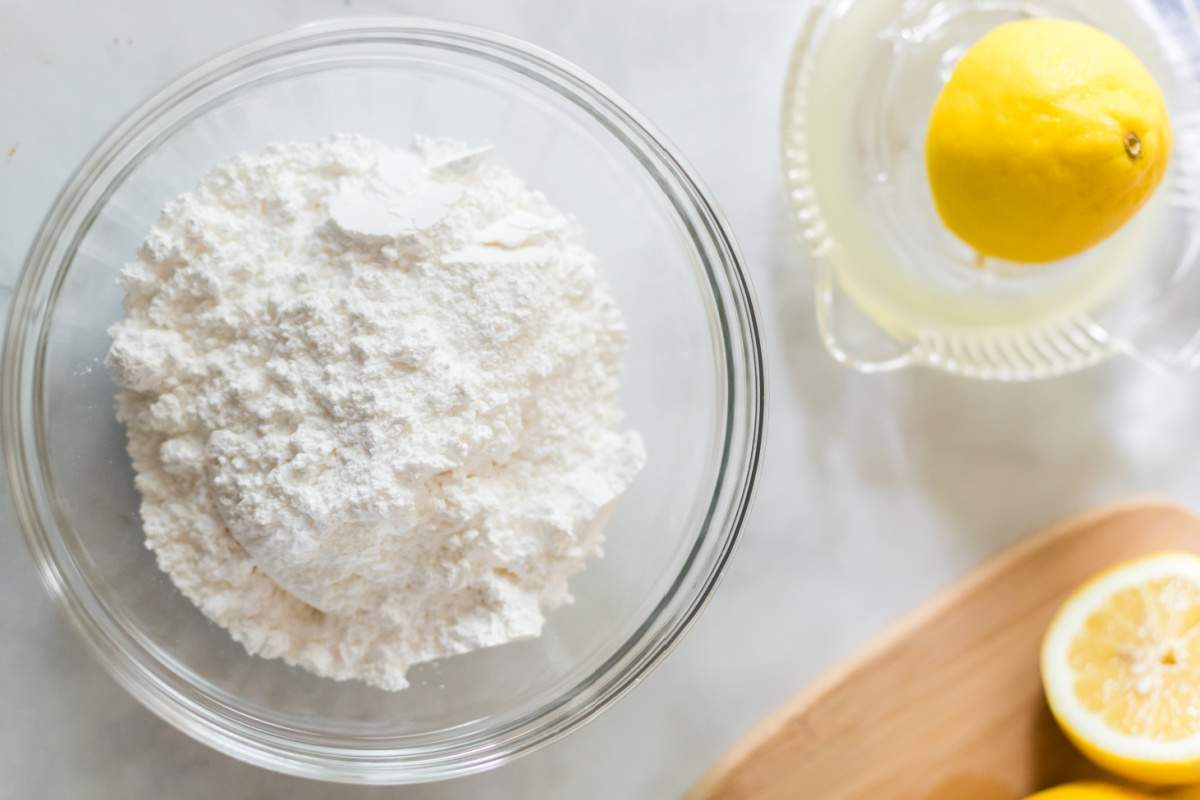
left=925, top=19, right=1172, bottom=264
left=1022, top=783, right=1147, bottom=800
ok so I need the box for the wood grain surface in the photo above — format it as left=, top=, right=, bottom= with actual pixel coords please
left=691, top=500, right=1200, bottom=800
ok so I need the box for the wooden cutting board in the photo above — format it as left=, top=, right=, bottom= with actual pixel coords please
left=691, top=500, right=1200, bottom=800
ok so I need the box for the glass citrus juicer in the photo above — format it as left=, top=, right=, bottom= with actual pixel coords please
left=783, top=0, right=1200, bottom=380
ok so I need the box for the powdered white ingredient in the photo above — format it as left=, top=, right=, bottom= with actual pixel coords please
left=107, top=135, right=645, bottom=691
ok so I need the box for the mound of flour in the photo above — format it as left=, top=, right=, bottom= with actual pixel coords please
left=107, top=135, right=645, bottom=690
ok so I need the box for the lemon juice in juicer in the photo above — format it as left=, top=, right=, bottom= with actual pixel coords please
left=784, top=0, right=1200, bottom=380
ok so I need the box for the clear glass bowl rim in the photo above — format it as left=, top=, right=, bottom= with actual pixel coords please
left=1, top=17, right=766, bottom=784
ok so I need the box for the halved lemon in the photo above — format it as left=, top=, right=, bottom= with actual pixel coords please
left=1042, top=552, right=1200, bottom=784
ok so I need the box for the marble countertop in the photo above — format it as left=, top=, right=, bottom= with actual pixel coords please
left=4, top=1, right=1200, bottom=797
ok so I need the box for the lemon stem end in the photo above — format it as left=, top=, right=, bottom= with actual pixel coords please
left=1124, top=131, right=1142, bottom=160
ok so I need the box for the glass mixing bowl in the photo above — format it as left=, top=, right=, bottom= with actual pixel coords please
left=783, top=0, right=1200, bottom=380
left=0, top=19, right=764, bottom=784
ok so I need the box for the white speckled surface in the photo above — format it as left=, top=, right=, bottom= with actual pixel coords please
left=4, top=1, right=1200, bottom=797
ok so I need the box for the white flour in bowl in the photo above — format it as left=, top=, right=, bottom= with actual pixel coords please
left=107, top=135, right=645, bottom=691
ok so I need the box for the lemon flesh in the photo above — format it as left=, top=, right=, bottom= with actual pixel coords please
left=1042, top=553, right=1200, bottom=785
left=926, top=19, right=1172, bottom=264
